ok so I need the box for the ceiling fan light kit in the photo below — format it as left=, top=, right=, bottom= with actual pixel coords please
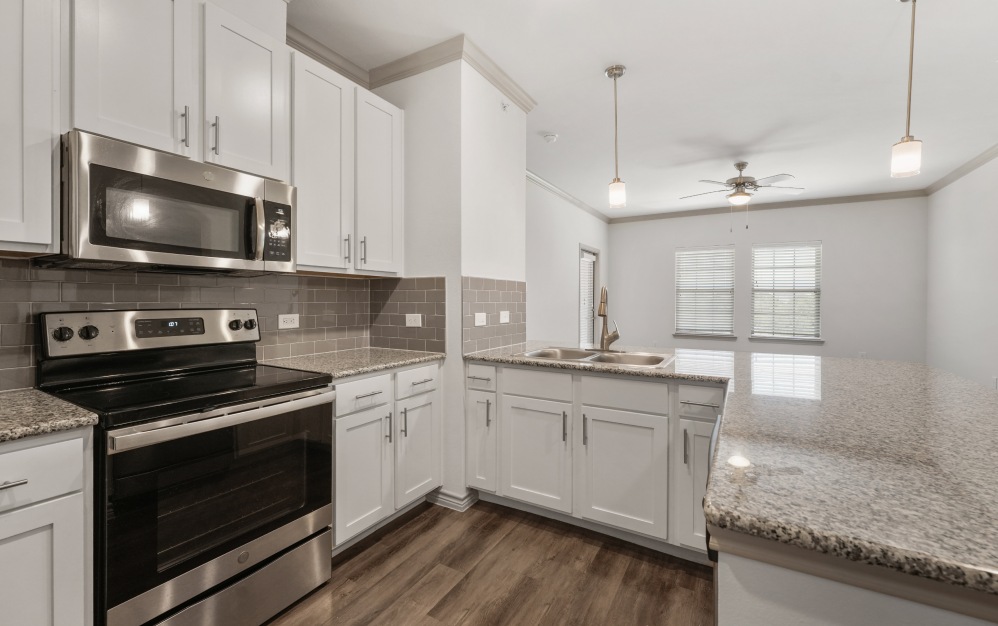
left=606, top=64, right=626, bottom=208
left=727, top=190, right=753, bottom=206
left=679, top=161, right=804, bottom=207
left=891, top=0, right=922, bottom=178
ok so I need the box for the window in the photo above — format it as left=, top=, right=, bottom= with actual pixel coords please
left=580, top=249, right=598, bottom=345
left=751, top=242, right=822, bottom=340
left=675, top=246, right=735, bottom=337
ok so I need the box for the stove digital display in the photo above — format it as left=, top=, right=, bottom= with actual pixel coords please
left=135, top=317, right=205, bottom=338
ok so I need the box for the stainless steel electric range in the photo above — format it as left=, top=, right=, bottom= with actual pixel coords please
left=37, top=308, right=334, bottom=626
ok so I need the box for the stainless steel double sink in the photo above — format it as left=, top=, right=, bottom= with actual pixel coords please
left=518, top=347, right=673, bottom=368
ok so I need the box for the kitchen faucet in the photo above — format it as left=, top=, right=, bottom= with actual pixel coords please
left=597, top=286, right=620, bottom=351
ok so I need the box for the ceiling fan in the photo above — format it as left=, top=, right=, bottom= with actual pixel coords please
left=680, top=162, right=805, bottom=206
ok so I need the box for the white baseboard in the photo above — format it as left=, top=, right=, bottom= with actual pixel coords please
left=426, top=488, right=479, bottom=512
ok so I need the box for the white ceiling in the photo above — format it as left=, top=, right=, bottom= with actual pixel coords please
left=288, top=0, right=998, bottom=218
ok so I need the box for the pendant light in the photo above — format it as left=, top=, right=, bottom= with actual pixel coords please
left=606, top=65, right=626, bottom=208
left=891, top=0, right=922, bottom=178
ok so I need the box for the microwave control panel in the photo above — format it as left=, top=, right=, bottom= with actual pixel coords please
left=263, top=201, right=292, bottom=262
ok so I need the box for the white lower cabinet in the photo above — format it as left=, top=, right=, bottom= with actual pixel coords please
left=334, top=404, right=394, bottom=545
left=465, top=389, right=497, bottom=492
left=499, top=395, right=573, bottom=514
left=675, top=418, right=715, bottom=550
left=577, top=406, right=669, bottom=540
left=394, top=391, right=440, bottom=509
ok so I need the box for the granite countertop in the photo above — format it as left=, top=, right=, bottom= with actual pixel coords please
left=0, top=389, right=99, bottom=443
left=266, top=347, right=445, bottom=380
left=464, top=340, right=728, bottom=383
left=703, top=352, right=998, bottom=597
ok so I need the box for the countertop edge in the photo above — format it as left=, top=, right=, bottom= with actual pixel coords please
left=463, top=352, right=730, bottom=384
left=0, top=389, right=99, bottom=444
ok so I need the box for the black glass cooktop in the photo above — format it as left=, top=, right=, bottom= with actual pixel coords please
left=49, top=364, right=332, bottom=428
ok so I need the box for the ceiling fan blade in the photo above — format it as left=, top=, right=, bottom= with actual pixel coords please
left=757, top=185, right=805, bottom=195
left=697, top=180, right=732, bottom=187
left=753, top=174, right=795, bottom=186
left=679, top=189, right=730, bottom=200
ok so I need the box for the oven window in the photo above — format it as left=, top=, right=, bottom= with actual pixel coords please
left=104, top=405, right=332, bottom=610
left=89, top=164, right=254, bottom=259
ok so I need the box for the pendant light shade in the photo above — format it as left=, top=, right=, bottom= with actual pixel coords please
left=606, top=65, right=626, bottom=208
left=891, top=0, right=922, bottom=178
left=727, top=190, right=752, bottom=206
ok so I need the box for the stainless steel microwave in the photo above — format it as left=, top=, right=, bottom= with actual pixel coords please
left=40, top=130, right=295, bottom=274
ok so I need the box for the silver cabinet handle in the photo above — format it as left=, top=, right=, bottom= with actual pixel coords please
left=562, top=411, right=567, bottom=442
left=344, top=234, right=351, bottom=263
left=0, top=479, right=28, bottom=491
left=680, top=400, right=720, bottom=410
left=485, top=399, right=491, bottom=427
left=402, top=407, right=408, bottom=437
left=360, top=236, right=367, bottom=264
left=583, top=414, right=588, bottom=446
left=212, top=115, right=221, bottom=154
left=181, top=105, right=190, bottom=147
left=254, top=197, right=265, bottom=261
left=355, top=390, right=383, bottom=399
left=468, top=376, right=492, bottom=382
left=683, top=428, right=689, bottom=465
left=386, top=412, right=393, bottom=443
left=411, top=378, right=433, bottom=386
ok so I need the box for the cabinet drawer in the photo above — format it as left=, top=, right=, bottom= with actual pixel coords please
left=503, top=368, right=572, bottom=402
left=396, top=364, right=438, bottom=400
left=0, top=437, right=83, bottom=514
left=581, top=376, right=670, bottom=415
left=466, top=364, right=496, bottom=391
left=336, top=374, right=393, bottom=417
left=678, top=385, right=724, bottom=420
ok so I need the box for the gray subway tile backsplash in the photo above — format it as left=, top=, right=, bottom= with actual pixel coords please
left=369, top=277, right=446, bottom=353
left=462, top=276, right=527, bottom=354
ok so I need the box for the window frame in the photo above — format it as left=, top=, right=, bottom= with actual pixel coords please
left=749, top=241, right=823, bottom=343
left=673, top=245, right=737, bottom=339
left=579, top=246, right=599, bottom=346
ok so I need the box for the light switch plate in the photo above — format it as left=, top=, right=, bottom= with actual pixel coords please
left=405, top=314, right=422, bottom=327
left=475, top=312, right=487, bottom=327
left=499, top=310, right=510, bottom=324
left=278, top=314, right=299, bottom=329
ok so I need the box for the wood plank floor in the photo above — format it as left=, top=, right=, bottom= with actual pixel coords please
left=269, top=501, right=715, bottom=626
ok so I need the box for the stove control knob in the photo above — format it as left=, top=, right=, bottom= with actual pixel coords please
left=52, top=326, right=74, bottom=342
left=79, top=325, right=99, bottom=341
left=243, top=319, right=257, bottom=330
left=228, top=319, right=243, bottom=331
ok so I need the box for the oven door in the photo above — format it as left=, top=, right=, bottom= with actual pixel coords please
left=101, top=388, right=333, bottom=626
left=66, top=130, right=271, bottom=272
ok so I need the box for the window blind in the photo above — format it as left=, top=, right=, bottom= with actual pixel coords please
left=750, top=353, right=822, bottom=399
left=675, top=247, right=735, bottom=336
left=751, top=242, right=822, bottom=339
left=580, top=250, right=596, bottom=345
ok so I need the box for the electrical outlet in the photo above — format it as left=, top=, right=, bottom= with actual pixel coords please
left=499, top=310, right=510, bottom=324
left=475, top=312, right=487, bottom=327
left=405, top=314, right=422, bottom=327
left=278, top=314, right=299, bottom=329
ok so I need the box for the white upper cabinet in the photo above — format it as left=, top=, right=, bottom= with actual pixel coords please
left=0, top=0, right=58, bottom=251
left=73, top=0, right=196, bottom=157
left=292, top=53, right=355, bottom=271
left=355, top=90, right=403, bottom=274
left=203, top=3, right=289, bottom=180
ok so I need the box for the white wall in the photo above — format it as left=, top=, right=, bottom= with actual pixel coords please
left=459, top=63, right=527, bottom=282
left=926, top=157, right=998, bottom=387
left=608, top=197, right=929, bottom=362
left=526, top=181, right=609, bottom=344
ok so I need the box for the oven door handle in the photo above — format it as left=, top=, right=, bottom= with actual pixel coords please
left=107, top=387, right=335, bottom=455
left=254, top=197, right=266, bottom=261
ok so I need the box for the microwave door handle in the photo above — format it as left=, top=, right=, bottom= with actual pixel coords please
left=254, top=197, right=265, bottom=261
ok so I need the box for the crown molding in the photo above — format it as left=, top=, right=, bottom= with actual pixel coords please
left=369, top=35, right=536, bottom=113
left=926, top=142, right=998, bottom=196
left=286, top=25, right=370, bottom=88
left=607, top=190, right=928, bottom=225
left=526, top=171, right=609, bottom=224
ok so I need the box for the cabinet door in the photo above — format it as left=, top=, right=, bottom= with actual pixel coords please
left=355, top=90, right=403, bottom=274
left=0, top=493, right=85, bottom=626
left=395, top=392, right=440, bottom=509
left=334, top=406, right=393, bottom=545
left=577, top=407, right=669, bottom=540
left=675, top=418, right=715, bottom=550
left=203, top=3, right=289, bottom=180
left=466, top=389, right=497, bottom=492
left=0, top=0, right=58, bottom=250
left=73, top=0, right=195, bottom=156
left=500, top=395, right=572, bottom=513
